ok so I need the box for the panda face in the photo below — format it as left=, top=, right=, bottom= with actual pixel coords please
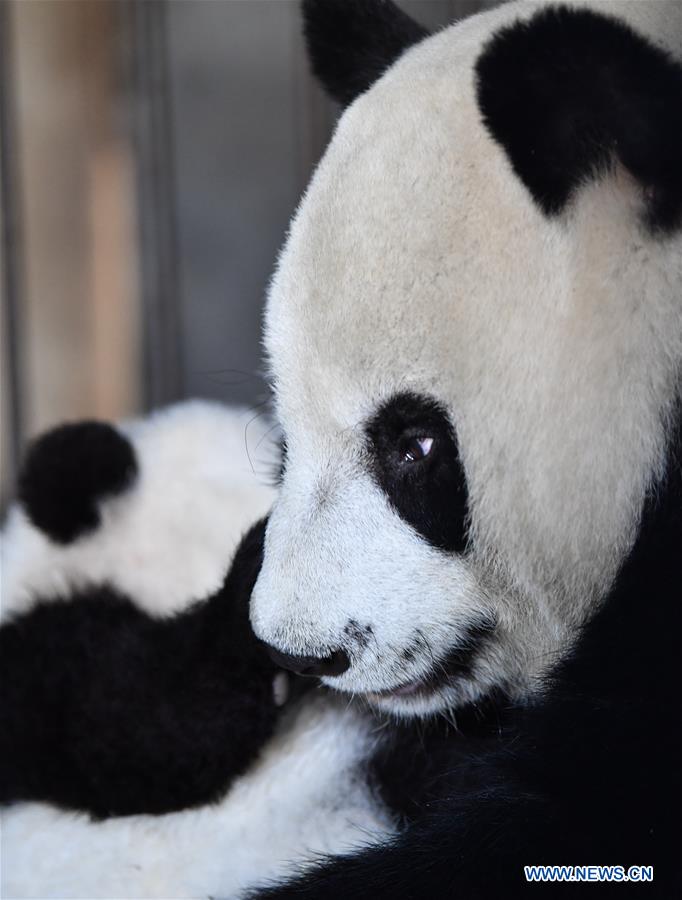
left=250, top=0, right=682, bottom=716
left=252, top=389, right=498, bottom=716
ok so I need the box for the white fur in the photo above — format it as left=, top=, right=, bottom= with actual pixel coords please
left=253, top=0, right=682, bottom=716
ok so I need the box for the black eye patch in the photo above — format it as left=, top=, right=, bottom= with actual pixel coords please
left=365, top=392, right=469, bottom=553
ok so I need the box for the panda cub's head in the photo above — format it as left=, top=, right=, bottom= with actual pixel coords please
left=250, top=0, right=682, bottom=717
left=2, top=401, right=276, bottom=621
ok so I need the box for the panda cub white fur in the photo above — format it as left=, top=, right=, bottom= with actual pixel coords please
left=2, top=400, right=276, bottom=620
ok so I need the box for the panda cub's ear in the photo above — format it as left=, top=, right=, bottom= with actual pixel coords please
left=476, top=5, right=682, bottom=233
left=302, top=0, right=428, bottom=106
left=18, top=422, right=138, bottom=545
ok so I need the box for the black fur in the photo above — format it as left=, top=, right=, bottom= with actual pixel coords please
left=365, top=392, right=469, bottom=552
left=432, top=614, right=496, bottom=680
left=302, top=0, right=428, bottom=107
left=476, top=6, right=682, bottom=232
left=0, top=519, right=289, bottom=819
left=367, top=691, right=506, bottom=824
left=18, top=421, right=138, bottom=544
left=255, top=404, right=682, bottom=897
left=277, top=436, right=288, bottom=486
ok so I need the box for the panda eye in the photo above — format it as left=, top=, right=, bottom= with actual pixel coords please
left=366, top=392, right=468, bottom=553
left=401, top=436, right=434, bottom=463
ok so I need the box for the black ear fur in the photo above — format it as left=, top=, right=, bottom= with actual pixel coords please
left=18, top=421, right=138, bottom=544
left=476, top=5, right=682, bottom=233
left=302, top=0, right=428, bottom=106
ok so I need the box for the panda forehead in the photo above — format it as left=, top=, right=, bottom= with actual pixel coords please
left=264, top=10, right=575, bottom=421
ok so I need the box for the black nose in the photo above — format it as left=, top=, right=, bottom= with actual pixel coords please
left=264, top=644, right=350, bottom=677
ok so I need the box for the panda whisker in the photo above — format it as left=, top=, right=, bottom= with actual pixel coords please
left=202, top=367, right=266, bottom=387
left=251, top=421, right=280, bottom=455
left=243, top=402, right=272, bottom=477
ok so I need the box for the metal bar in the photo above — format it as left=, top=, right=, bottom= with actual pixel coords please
left=0, top=0, right=26, bottom=498
left=121, top=0, right=183, bottom=410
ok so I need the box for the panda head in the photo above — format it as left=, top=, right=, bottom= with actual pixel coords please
left=251, top=0, right=682, bottom=717
left=2, top=401, right=276, bottom=620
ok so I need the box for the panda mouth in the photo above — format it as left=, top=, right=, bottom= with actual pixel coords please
left=380, top=679, right=427, bottom=697
left=367, top=670, right=443, bottom=701
left=366, top=617, right=497, bottom=702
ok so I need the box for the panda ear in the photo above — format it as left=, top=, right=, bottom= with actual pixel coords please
left=302, top=0, right=428, bottom=107
left=476, top=5, right=682, bottom=233
left=18, top=422, right=138, bottom=544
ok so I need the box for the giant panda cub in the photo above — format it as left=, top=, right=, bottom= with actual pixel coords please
left=1, top=401, right=393, bottom=898
left=2, top=0, right=682, bottom=897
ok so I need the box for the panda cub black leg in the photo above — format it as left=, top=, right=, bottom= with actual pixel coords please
left=18, top=421, right=138, bottom=544
left=0, top=518, right=296, bottom=819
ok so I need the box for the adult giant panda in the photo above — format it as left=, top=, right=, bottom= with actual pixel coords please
left=247, top=0, right=682, bottom=895
left=2, top=0, right=681, bottom=897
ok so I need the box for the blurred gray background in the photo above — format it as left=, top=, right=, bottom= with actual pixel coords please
left=1, top=0, right=499, bottom=505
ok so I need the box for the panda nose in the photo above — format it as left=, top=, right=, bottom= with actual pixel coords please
left=264, top=644, right=350, bottom=678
